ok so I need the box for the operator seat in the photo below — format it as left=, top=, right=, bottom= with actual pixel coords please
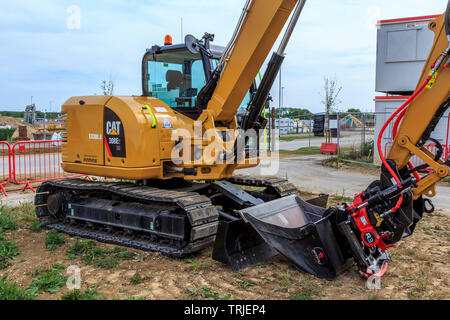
left=166, top=70, right=184, bottom=91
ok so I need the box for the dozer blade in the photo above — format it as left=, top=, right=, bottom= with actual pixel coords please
left=239, top=195, right=353, bottom=280
left=212, top=194, right=332, bottom=273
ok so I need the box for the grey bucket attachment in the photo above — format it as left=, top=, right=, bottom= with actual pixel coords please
left=239, top=195, right=353, bottom=280
left=212, top=217, right=278, bottom=271
left=212, top=194, right=331, bottom=272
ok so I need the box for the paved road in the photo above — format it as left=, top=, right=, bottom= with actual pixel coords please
left=278, top=134, right=374, bottom=151
left=238, top=154, right=450, bottom=211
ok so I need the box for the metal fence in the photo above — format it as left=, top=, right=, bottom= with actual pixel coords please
left=264, top=111, right=376, bottom=155
left=0, top=142, right=12, bottom=196
left=0, top=139, right=88, bottom=195
left=263, top=110, right=450, bottom=164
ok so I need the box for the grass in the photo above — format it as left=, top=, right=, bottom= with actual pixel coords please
left=27, top=264, right=67, bottom=295
left=184, top=257, right=200, bottom=270
left=187, top=286, right=233, bottom=300
left=290, top=290, right=314, bottom=300
left=321, top=141, right=376, bottom=168
left=331, top=190, right=353, bottom=203
left=26, top=221, right=43, bottom=233
left=279, top=146, right=321, bottom=155
left=61, top=289, right=99, bottom=300
left=1, top=203, right=36, bottom=225
left=0, top=233, right=21, bottom=269
left=238, top=280, right=257, bottom=290
left=66, top=238, right=135, bottom=269
left=0, top=276, right=34, bottom=300
left=279, top=135, right=320, bottom=142
left=130, top=272, right=142, bottom=285
left=45, top=230, right=66, bottom=251
left=290, top=278, right=322, bottom=300
left=0, top=209, right=18, bottom=232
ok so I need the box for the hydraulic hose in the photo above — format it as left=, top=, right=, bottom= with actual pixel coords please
left=446, top=0, right=450, bottom=41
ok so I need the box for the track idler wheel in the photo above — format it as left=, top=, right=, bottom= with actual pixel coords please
left=46, top=193, right=67, bottom=222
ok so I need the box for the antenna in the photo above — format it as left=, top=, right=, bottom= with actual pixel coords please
left=181, top=17, right=184, bottom=43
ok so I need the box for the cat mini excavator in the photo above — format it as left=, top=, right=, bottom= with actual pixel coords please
left=35, top=0, right=450, bottom=280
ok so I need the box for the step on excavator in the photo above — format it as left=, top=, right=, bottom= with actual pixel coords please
left=35, top=0, right=450, bottom=280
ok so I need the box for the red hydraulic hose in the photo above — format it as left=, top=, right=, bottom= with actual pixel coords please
left=377, top=77, right=433, bottom=184
left=373, top=72, right=434, bottom=213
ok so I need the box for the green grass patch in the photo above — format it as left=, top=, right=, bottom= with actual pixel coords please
left=60, top=289, right=99, bottom=300
left=26, top=220, right=43, bottom=233
left=279, top=146, right=321, bottom=155
left=290, top=278, right=322, bottom=300
left=238, top=280, right=258, bottom=290
left=0, top=210, right=18, bottom=232
left=27, top=264, right=67, bottom=295
left=184, top=257, right=199, bottom=270
left=45, top=230, right=66, bottom=251
left=187, top=286, right=233, bottom=300
left=290, top=290, right=314, bottom=300
left=0, top=276, right=34, bottom=300
left=66, top=238, right=135, bottom=269
left=0, top=233, right=20, bottom=269
left=0, top=203, right=39, bottom=235
left=130, top=272, right=142, bottom=285
left=0, top=203, right=36, bottom=225
left=279, top=135, right=319, bottom=142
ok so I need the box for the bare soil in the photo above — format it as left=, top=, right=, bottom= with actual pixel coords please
left=0, top=197, right=449, bottom=300
left=322, top=158, right=381, bottom=176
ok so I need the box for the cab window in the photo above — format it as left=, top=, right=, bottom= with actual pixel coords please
left=147, top=52, right=206, bottom=109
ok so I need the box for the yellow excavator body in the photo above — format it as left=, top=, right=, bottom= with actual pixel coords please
left=61, top=95, right=257, bottom=181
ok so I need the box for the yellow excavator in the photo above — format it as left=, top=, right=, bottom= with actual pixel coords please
left=35, top=0, right=450, bottom=280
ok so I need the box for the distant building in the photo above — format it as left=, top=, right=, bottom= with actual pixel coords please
left=374, top=15, right=448, bottom=165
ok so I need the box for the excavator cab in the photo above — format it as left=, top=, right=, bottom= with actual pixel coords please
left=141, top=34, right=252, bottom=120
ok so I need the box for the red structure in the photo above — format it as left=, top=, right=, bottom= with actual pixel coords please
left=320, top=143, right=340, bottom=155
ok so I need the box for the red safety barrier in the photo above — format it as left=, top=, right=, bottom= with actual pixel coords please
left=320, top=143, right=340, bottom=155
left=0, top=142, right=12, bottom=196
left=11, top=140, right=89, bottom=192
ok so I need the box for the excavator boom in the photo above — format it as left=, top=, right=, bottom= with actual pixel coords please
left=207, top=0, right=302, bottom=122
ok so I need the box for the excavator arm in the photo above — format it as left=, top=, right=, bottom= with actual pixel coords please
left=385, top=10, right=450, bottom=200
left=206, top=0, right=301, bottom=123
left=228, top=3, right=450, bottom=280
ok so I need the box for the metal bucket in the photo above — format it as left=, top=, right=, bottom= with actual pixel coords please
left=239, top=195, right=353, bottom=280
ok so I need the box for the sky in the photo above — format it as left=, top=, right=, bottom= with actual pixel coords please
left=0, top=0, right=447, bottom=114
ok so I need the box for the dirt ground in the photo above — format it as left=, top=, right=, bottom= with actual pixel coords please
left=0, top=115, right=61, bottom=140
left=0, top=193, right=448, bottom=301
left=321, top=158, right=381, bottom=176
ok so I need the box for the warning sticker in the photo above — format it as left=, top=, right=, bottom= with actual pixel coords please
left=162, top=118, right=173, bottom=129
left=154, top=107, right=168, bottom=113
left=426, top=71, right=438, bottom=89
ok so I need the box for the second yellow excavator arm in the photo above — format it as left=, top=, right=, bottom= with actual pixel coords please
left=384, top=10, right=450, bottom=200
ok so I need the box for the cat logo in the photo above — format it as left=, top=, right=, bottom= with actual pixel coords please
left=106, top=121, right=121, bottom=136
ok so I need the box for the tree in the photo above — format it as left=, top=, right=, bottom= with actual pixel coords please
left=321, top=76, right=342, bottom=142
left=347, top=108, right=361, bottom=113
left=101, top=76, right=115, bottom=96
